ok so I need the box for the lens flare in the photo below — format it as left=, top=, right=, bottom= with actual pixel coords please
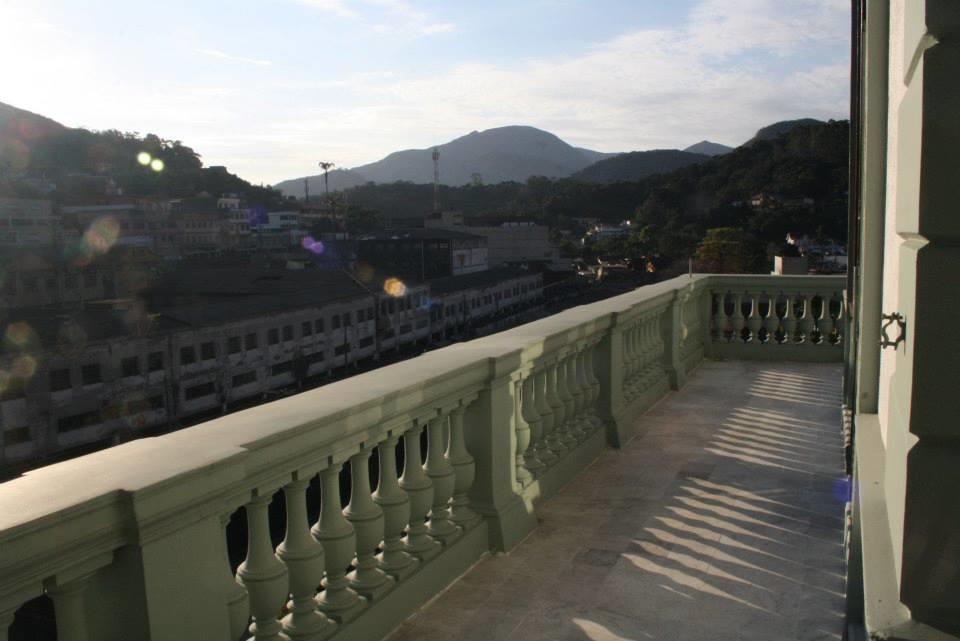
left=137, top=151, right=152, bottom=166
left=12, top=355, right=36, bottom=379
left=300, top=236, right=325, bottom=255
left=150, top=158, right=165, bottom=172
left=383, top=277, right=407, bottom=298
left=5, top=322, right=36, bottom=347
left=83, top=216, right=120, bottom=255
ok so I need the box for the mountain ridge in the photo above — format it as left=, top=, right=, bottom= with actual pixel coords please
left=275, top=125, right=623, bottom=196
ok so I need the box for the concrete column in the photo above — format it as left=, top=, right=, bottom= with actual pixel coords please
left=664, top=291, right=686, bottom=390
left=464, top=353, right=537, bottom=552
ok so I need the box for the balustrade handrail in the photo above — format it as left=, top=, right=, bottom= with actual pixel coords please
left=0, top=273, right=844, bottom=639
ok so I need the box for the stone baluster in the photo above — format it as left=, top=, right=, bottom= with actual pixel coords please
left=758, top=294, right=775, bottom=342
left=623, top=322, right=640, bottom=385
left=345, top=447, right=394, bottom=601
left=221, top=512, right=250, bottom=641
left=584, top=342, right=603, bottom=431
left=374, top=431, right=419, bottom=581
left=746, top=292, right=762, bottom=343
left=548, top=361, right=577, bottom=448
left=769, top=294, right=785, bottom=344
left=800, top=294, right=816, bottom=344
left=536, top=366, right=566, bottom=456
left=276, top=476, right=336, bottom=641
left=513, top=376, right=535, bottom=487
left=525, top=370, right=557, bottom=465
left=556, top=354, right=584, bottom=443
left=710, top=292, right=724, bottom=342
left=424, top=412, right=460, bottom=544
left=817, top=292, right=834, bottom=345
left=732, top=293, right=746, bottom=343
left=633, top=320, right=645, bottom=381
left=568, top=348, right=588, bottom=441
left=237, top=490, right=289, bottom=641
left=313, top=465, right=364, bottom=623
left=636, top=315, right=651, bottom=388
left=622, top=323, right=635, bottom=393
left=400, top=420, right=441, bottom=560
left=651, top=311, right=664, bottom=382
left=447, top=402, right=481, bottom=529
left=832, top=294, right=845, bottom=345
left=47, top=576, right=93, bottom=641
left=782, top=293, right=798, bottom=343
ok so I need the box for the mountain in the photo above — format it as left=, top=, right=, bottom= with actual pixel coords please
left=274, top=126, right=620, bottom=197
left=0, top=101, right=68, bottom=164
left=570, top=149, right=711, bottom=183
left=747, top=118, right=824, bottom=144
left=683, top=140, right=733, bottom=156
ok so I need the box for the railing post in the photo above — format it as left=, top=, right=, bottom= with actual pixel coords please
left=464, top=352, right=537, bottom=552
left=664, top=290, right=686, bottom=390
left=595, top=316, right=627, bottom=448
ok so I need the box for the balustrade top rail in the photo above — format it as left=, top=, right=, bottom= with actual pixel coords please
left=0, top=273, right=843, bottom=640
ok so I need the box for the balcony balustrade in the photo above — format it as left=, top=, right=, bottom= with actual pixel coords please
left=0, top=274, right=844, bottom=641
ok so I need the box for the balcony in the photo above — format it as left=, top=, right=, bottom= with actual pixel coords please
left=0, top=274, right=847, bottom=641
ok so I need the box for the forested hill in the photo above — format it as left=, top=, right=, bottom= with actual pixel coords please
left=570, top=149, right=711, bottom=183
left=340, top=119, right=849, bottom=258
left=0, top=101, right=282, bottom=206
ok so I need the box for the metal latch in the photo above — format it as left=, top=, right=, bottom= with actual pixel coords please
left=880, top=312, right=906, bottom=349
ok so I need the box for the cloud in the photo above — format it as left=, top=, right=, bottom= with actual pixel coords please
left=296, top=0, right=456, bottom=36
left=193, top=0, right=849, bottom=183
left=197, top=48, right=271, bottom=66
left=295, top=0, right=356, bottom=18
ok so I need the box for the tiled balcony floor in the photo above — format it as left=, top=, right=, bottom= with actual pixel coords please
left=387, top=360, right=846, bottom=641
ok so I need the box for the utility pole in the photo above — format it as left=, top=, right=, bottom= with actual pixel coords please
left=304, top=177, right=310, bottom=202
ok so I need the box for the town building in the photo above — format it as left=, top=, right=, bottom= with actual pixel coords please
left=356, top=229, right=488, bottom=279
left=0, top=199, right=55, bottom=247
left=0, top=264, right=542, bottom=467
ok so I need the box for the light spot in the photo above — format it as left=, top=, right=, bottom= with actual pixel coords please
left=383, top=277, right=407, bottom=297
left=83, top=216, right=120, bottom=255
left=301, top=236, right=325, bottom=255
left=5, top=322, right=36, bottom=347
left=150, top=158, right=165, bottom=172
left=12, top=355, right=37, bottom=379
left=136, top=151, right=152, bottom=166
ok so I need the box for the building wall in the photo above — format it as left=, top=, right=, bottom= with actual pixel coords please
left=0, top=275, right=544, bottom=465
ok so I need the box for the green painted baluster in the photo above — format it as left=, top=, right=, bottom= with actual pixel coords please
left=313, top=465, right=364, bottom=623
left=525, top=370, right=556, bottom=466
left=374, top=432, right=419, bottom=581
left=399, top=421, right=441, bottom=561
left=424, top=412, right=460, bottom=545
left=345, top=447, right=394, bottom=601
left=276, top=476, right=336, bottom=640
left=447, top=402, right=481, bottom=530
left=237, top=490, right=289, bottom=641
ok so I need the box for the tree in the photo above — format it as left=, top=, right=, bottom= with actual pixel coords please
left=693, top=228, right=766, bottom=273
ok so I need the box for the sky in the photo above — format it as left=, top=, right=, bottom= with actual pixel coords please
left=0, top=0, right=850, bottom=186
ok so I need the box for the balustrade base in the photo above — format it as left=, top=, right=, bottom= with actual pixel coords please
left=710, top=341, right=843, bottom=363
left=328, top=523, right=489, bottom=641
left=609, top=377, right=670, bottom=448
left=348, top=570, right=396, bottom=602
left=316, top=591, right=367, bottom=625
left=520, top=426, right=606, bottom=512
left=378, top=552, right=420, bottom=582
